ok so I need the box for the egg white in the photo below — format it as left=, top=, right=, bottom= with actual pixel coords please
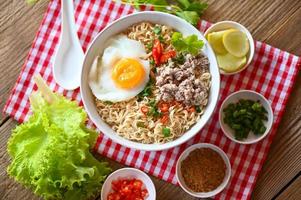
left=89, top=35, right=150, bottom=102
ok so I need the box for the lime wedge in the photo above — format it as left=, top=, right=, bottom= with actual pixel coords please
left=217, top=53, right=247, bottom=72
left=207, top=31, right=228, bottom=54
left=223, top=30, right=249, bottom=57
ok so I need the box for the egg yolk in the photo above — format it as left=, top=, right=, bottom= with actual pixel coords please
left=112, top=58, right=145, bottom=89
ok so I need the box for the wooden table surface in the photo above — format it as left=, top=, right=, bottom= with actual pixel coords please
left=1, top=0, right=300, bottom=199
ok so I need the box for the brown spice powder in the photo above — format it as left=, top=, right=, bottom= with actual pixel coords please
left=180, top=148, right=226, bottom=192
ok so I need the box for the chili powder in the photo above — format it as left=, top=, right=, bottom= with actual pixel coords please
left=180, top=148, right=226, bottom=192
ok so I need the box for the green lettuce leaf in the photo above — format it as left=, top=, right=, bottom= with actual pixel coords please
left=7, top=76, right=111, bottom=200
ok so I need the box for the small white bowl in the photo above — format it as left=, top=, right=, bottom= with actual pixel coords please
left=101, top=168, right=156, bottom=200
left=176, top=143, right=231, bottom=198
left=204, top=21, right=255, bottom=75
left=219, top=90, right=274, bottom=144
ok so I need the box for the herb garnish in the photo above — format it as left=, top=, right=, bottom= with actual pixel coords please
left=138, top=78, right=154, bottom=100
left=149, top=58, right=155, bottom=66
left=146, top=42, right=153, bottom=52
left=171, top=32, right=204, bottom=55
left=172, top=53, right=185, bottom=64
left=153, top=26, right=162, bottom=35
left=158, top=35, right=165, bottom=43
left=148, top=99, right=156, bottom=107
left=148, top=107, right=162, bottom=118
left=195, top=105, right=202, bottom=113
left=147, top=99, right=162, bottom=118
left=119, top=0, right=208, bottom=26
left=162, top=127, right=171, bottom=137
left=223, top=99, right=268, bottom=140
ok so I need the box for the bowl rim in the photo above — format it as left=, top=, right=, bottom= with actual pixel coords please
left=80, top=11, right=220, bottom=151
left=204, top=20, right=255, bottom=75
left=219, top=90, right=274, bottom=144
left=175, top=143, right=231, bottom=198
left=101, top=167, right=156, bottom=200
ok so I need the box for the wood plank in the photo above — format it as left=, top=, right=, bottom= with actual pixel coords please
left=202, top=0, right=301, bottom=55
left=0, top=0, right=301, bottom=200
left=93, top=155, right=198, bottom=200
left=251, top=7, right=301, bottom=199
left=0, top=0, right=49, bottom=124
left=265, top=8, right=301, bottom=56
left=0, top=119, right=195, bottom=200
left=0, top=118, right=40, bottom=200
left=252, top=73, right=301, bottom=200
left=276, top=175, right=301, bottom=200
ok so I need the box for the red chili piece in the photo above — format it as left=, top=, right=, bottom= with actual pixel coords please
left=159, top=50, right=176, bottom=64
left=141, top=106, right=149, bottom=115
left=152, top=39, right=162, bottom=65
left=160, top=115, right=169, bottom=124
left=107, top=178, right=149, bottom=200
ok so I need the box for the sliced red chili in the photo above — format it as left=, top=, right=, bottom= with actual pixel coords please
left=152, top=48, right=160, bottom=65
left=107, top=178, right=148, bottom=200
left=188, top=106, right=196, bottom=113
left=107, top=193, right=120, bottom=200
left=160, top=115, right=169, bottom=124
left=141, top=189, right=149, bottom=198
left=112, top=180, right=121, bottom=191
left=133, top=179, right=143, bottom=189
left=159, top=102, right=169, bottom=113
left=152, top=39, right=163, bottom=65
left=154, top=39, right=162, bottom=55
left=159, top=50, right=176, bottom=64
left=171, top=100, right=182, bottom=107
left=140, top=106, right=149, bottom=115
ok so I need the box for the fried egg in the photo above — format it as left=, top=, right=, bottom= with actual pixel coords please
left=89, top=35, right=150, bottom=102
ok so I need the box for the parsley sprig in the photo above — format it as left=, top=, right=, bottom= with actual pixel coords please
left=119, top=0, right=208, bottom=26
left=171, top=32, right=204, bottom=55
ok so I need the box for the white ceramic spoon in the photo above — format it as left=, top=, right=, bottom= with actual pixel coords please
left=53, top=0, right=84, bottom=90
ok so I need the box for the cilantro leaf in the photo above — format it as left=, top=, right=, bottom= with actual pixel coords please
left=175, top=11, right=200, bottom=26
left=171, top=32, right=204, bottom=55
left=186, top=2, right=208, bottom=15
left=184, top=34, right=204, bottom=54
left=171, top=32, right=186, bottom=49
left=177, top=0, right=191, bottom=8
left=143, top=0, right=169, bottom=11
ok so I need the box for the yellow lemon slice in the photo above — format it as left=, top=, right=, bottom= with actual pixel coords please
left=223, top=30, right=249, bottom=57
left=207, top=31, right=228, bottom=54
left=217, top=53, right=247, bottom=72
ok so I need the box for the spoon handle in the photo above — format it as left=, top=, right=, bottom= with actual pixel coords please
left=61, top=0, right=78, bottom=43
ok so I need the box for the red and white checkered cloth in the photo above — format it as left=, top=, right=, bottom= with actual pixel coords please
left=3, top=0, right=300, bottom=199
